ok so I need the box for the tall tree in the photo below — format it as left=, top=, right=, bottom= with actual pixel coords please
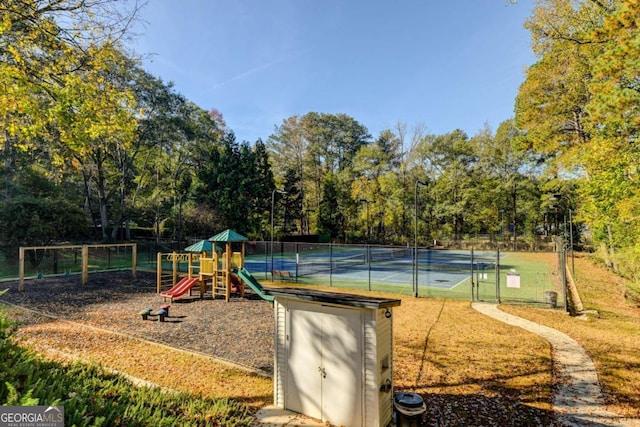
left=351, top=130, right=399, bottom=242
left=392, top=122, right=428, bottom=241
left=195, top=131, right=274, bottom=237
left=515, top=0, right=612, bottom=172
left=268, top=112, right=370, bottom=237
left=281, top=167, right=303, bottom=235
left=471, top=120, right=542, bottom=247
left=516, top=0, right=640, bottom=263
left=267, top=115, right=309, bottom=229
left=249, top=139, right=276, bottom=238
left=0, top=0, right=139, bottom=145
left=582, top=0, right=640, bottom=251
left=51, top=43, right=137, bottom=240
left=318, top=172, right=342, bottom=240
left=1, top=0, right=142, bottom=240
left=411, top=130, right=477, bottom=241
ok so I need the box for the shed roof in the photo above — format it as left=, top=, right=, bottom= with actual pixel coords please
left=267, top=287, right=401, bottom=310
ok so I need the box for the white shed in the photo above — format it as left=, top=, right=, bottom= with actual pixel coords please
left=268, top=287, right=402, bottom=427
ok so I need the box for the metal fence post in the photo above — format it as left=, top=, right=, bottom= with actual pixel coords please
left=368, top=245, right=372, bottom=291
left=495, top=248, right=501, bottom=303
left=329, top=243, right=333, bottom=287
left=470, top=247, right=475, bottom=301
left=561, top=248, right=568, bottom=312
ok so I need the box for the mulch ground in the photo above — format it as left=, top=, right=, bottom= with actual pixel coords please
left=0, top=271, right=274, bottom=374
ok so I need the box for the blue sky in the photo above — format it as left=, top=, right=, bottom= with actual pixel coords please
left=131, top=1, right=536, bottom=143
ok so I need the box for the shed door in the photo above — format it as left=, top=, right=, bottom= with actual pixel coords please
left=286, top=302, right=363, bottom=426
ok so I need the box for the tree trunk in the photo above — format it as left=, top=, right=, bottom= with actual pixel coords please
left=565, top=264, right=584, bottom=315
left=96, top=168, right=109, bottom=241
left=606, top=224, right=619, bottom=274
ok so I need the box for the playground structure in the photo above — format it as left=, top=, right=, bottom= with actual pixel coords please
left=18, top=243, right=137, bottom=291
left=156, top=229, right=252, bottom=302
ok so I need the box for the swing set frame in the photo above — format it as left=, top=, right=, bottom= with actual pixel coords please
left=18, top=243, right=137, bottom=291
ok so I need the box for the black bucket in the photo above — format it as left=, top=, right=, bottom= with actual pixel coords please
left=394, top=392, right=426, bottom=427
left=544, top=290, right=558, bottom=308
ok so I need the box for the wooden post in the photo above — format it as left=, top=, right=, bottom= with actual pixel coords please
left=172, top=251, right=178, bottom=285
left=240, top=242, right=245, bottom=269
left=81, top=245, right=89, bottom=285
left=131, top=243, right=137, bottom=278
left=212, top=251, right=218, bottom=299
left=157, top=252, right=162, bottom=293
left=225, top=242, right=231, bottom=302
left=19, top=247, right=25, bottom=292
left=240, top=242, right=246, bottom=298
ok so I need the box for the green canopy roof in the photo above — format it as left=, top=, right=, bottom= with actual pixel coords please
left=208, top=229, right=248, bottom=242
left=184, top=240, right=222, bottom=253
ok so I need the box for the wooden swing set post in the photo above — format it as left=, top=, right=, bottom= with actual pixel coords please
left=18, top=247, right=25, bottom=292
left=157, top=252, right=163, bottom=293
left=18, top=243, right=137, bottom=291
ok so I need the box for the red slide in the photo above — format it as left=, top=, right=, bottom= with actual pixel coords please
left=162, top=277, right=200, bottom=302
left=230, top=274, right=242, bottom=293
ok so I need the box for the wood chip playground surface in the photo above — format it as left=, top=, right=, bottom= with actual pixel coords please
left=0, top=271, right=275, bottom=374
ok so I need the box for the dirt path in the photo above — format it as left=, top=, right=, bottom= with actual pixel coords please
left=472, top=303, right=640, bottom=427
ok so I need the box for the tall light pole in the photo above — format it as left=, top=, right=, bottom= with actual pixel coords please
left=414, top=180, right=427, bottom=297
left=271, top=188, right=287, bottom=277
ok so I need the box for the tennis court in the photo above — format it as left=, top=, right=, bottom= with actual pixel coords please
left=244, top=245, right=502, bottom=298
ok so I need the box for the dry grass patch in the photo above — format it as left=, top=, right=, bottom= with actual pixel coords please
left=6, top=307, right=272, bottom=410
left=392, top=297, right=556, bottom=425
left=502, top=253, right=640, bottom=418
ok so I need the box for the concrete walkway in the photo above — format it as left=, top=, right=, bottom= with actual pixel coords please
left=253, top=406, right=327, bottom=426
left=473, top=302, right=639, bottom=427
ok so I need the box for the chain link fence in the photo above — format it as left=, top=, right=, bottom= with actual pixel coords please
left=2, top=239, right=566, bottom=308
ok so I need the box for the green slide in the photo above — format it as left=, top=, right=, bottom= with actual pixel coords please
left=236, top=268, right=275, bottom=302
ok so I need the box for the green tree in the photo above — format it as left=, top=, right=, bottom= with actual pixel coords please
left=0, top=166, right=88, bottom=261
left=1, top=1, right=142, bottom=241
left=515, top=0, right=640, bottom=265
left=248, top=139, right=276, bottom=238
left=318, top=172, right=342, bottom=240
left=1, top=0, right=139, bottom=145
left=51, top=44, right=138, bottom=240
left=268, top=112, right=371, bottom=238
left=470, top=120, right=543, bottom=247
left=281, top=167, right=303, bottom=235
left=582, top=0, right=640, bottom=252
left=515, top=0, right=612, bottom=172
left=411, top=130, right=477, bottom=240
left=351, top=130, right=399, bottom=242
left=195, top=132, right=274, bottom=237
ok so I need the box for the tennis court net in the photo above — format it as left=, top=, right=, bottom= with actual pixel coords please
left=296, top=252, right=366, bottom=277
left=368, top=246, right=412, bottom=262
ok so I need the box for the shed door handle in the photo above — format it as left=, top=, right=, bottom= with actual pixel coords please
left=318, top=366, right=326, bottom=378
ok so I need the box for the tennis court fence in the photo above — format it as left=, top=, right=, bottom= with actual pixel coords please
left=242, top=241, right=565, bottom=306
